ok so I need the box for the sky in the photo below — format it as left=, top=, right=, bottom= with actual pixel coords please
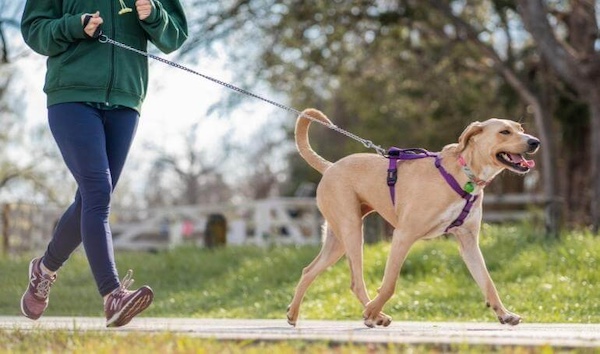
left=18, top=44, right=277, bottom=158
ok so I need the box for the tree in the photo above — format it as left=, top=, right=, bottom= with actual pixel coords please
left=235, top=120, right=291, bottom=200
left=0, top=0, right=69, bottom=205
left=143, top=122, right=234, bottom=206
left=0, top=0, right=23, bottom=63
left=516, top=0, right=600, bottom=231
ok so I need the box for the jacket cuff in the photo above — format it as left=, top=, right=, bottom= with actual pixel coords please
left=67, top=13, right=88, bottom=40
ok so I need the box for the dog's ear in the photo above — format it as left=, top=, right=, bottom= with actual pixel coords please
left=457, top=121, right=484, bottom=152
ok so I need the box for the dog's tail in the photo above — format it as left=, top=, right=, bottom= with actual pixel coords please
left=295, top=108, right=333, bottom=174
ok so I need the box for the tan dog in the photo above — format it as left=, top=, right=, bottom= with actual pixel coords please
left=287, top=108, right=540, bottom=328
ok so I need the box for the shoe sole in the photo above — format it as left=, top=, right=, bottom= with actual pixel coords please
left=20, top=259, right=39, bottom=320
left=106, top=287, right=154, bottom=328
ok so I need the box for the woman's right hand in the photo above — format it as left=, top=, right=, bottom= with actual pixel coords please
left=81, top=11, right=103, bottom=38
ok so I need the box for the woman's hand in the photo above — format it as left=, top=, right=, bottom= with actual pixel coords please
left=135, top=0, right=153, bottom=21
left=81, top=11, right=103, bottom=38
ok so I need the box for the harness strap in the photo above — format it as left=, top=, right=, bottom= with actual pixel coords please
left=387, top=148, right=437, bottom=204
left=386, top=147, right=479, bottom=232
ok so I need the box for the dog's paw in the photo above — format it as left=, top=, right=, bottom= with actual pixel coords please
left=286, top=305, right=297, bottom=327
left=375, top=312, right=392, bottom=327
left=363, top=312, right=392, bottom=328
left=363, top=302, right=392, bottom=328
left=498, top=312, right=522, bottom=326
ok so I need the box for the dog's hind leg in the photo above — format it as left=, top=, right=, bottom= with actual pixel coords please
left=287, top=223, right=345, bottom=326
left=342, top=217, right=392, bottom=327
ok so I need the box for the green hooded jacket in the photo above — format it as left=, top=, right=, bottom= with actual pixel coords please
left=21, top=0, right=188, bottom=113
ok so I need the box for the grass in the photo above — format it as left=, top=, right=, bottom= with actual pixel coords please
left=6, top=330, right=592, bottom=354
left=1, top=224, right=599, bottom=352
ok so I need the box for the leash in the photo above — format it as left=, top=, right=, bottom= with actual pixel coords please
left=97, top=34, right=387, bottom=156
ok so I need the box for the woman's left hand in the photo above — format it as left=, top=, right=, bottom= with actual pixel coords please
left=135, top=0, right=153, bottom=21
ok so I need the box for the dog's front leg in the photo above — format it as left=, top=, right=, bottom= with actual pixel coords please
left=454, top=229, right=521, bottom=325
left=363, top=229, right=416, bottom=328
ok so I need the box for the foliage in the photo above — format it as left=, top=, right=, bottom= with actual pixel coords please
left=1, top=224, right=598, bottom=323
left=185, top=1, right=534, bottom=198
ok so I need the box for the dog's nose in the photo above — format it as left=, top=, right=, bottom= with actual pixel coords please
left=527, top=138, right=540, bottom=151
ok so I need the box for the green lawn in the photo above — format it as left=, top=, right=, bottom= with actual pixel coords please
left=1, top=224, right=599, bottom=353
left=1, top=224, right=599, bottom=323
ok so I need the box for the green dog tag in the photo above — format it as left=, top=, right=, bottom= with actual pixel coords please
left=463, top=181, right=475, bottom=193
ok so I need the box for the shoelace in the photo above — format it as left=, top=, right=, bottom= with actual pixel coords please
left=111, top=269, right=135, bottom=301
left=106, top=270, right=136, bottom=313
left=34, top=277, right=54, bottom=299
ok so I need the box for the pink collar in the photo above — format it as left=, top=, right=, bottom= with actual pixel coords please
left=458, top=155, right=489, bottom=187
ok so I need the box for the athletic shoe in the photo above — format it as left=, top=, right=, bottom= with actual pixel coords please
left=104, top=269, right=154, bottom=327
left=20, top=257, right=56, bottom=320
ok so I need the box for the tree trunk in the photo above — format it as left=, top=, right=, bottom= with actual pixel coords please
left=518, top=87, right=561, bottom=237
left=588, top=88, right=600, bottom=232
left=2, top=204, right=9, bottom=255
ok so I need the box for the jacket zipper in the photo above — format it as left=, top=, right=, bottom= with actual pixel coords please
left=105, top=1, right=116, bottom=106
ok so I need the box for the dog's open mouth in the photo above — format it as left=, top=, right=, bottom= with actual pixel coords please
left=496, top=152, right=535, bottom=173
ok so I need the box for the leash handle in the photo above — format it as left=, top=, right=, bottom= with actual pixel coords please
left=83, top=14, right=103, bottom=39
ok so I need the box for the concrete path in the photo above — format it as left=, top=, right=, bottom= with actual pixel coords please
left=1, top=316, right=599, bottom=348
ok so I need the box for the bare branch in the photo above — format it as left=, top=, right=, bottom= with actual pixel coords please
left=515, top=0, right=588, bottom=83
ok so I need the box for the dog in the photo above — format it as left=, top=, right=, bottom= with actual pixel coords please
left=286, top=108, right=540, bottom=328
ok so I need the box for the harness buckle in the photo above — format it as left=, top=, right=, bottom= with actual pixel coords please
left=387, top=168, right=398, bottom=186
left=386, top=148, right=400, bottom=158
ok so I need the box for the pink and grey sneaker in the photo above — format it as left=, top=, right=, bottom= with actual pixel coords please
left=104, top=269, right=154, bottom=327
left=20, top=257, right=57, bottom=320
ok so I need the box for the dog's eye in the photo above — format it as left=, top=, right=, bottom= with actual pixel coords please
left=499, top=130, right=511, bottom=135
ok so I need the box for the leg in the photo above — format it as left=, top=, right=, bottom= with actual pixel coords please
left=454, top=229, right=521, bottom=325
left=43, top=105, right=137, bottom=276
left=287, top=223, right=345, bottom=326
left=363, top=228, right=416, bottom=327
left=43, top=191, right=83, bottom=271
left=343, top=219, right=391, bottom=327
left=45, top=103, right=138, bottom=296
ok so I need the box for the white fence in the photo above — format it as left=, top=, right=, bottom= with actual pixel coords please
left=2, top=194, right=549, bottom=254
left=110, top=197, right=322, bottom=251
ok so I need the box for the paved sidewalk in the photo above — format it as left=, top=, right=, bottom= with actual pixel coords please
left=1, top=316, right=599, bottom=347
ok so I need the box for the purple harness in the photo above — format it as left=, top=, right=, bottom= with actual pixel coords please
left=386, top=147, right=479, bottom=232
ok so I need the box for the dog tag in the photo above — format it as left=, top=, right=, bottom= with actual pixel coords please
left=463, top=181, right=475, bottom=193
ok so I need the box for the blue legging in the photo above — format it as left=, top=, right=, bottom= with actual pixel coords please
left=43, top=103, right=139, bottom=296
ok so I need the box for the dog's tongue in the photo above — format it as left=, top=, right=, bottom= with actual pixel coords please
left=510, top=153, right=535, bottom=168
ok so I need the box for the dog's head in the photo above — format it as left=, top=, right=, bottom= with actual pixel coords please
left=457, top=118, right=540, bottom=174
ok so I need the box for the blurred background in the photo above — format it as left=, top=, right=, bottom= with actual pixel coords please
left=1, top=0, right=599, bottom=253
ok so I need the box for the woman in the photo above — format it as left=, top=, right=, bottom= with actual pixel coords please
left=20, top=0, right=187, bottom=327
